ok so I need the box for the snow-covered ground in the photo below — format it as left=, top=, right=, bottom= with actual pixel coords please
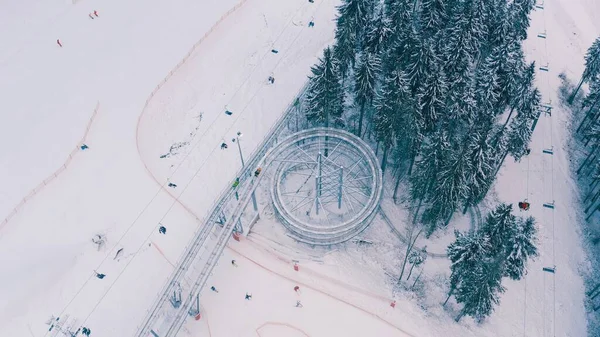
left=0, top=0, right=598, bottom=336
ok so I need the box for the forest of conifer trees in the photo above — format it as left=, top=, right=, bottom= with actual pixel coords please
left=300, top=0, right=545, bottom=322
left=304, top=0, right=541, bottom=236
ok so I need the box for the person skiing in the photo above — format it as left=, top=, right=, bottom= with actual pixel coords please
left=231, top=259, right=237, bottom=266
left=294, top=285, right=300, bottom=293
left=210, top=286, right=218, bottom=293
left=93, top=10, right=98, bottom=17
left=94, top=271, right=105, bottom=279
left=221, top=142, right=228, bottom=150
left=56, top=39, right=62, bottom=47
left=168, top=182, right=177, bottom=188
left=308, top=20, right=314, bottom=27
left=81, top=144, right=89, bottom=150
left=159, top=226, right=167, bottom=234
left=245, top=293, right=252, bottom=300
left=268, top=76, right=275, bottom=84
left=89, top=13, right=95, bottom=19
left=296, top=300, right=303, bottom=307
left=82, top=327, right=91, bottom=336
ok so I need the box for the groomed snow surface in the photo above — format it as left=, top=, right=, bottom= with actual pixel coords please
left=0, top=0, right=596, bottom=336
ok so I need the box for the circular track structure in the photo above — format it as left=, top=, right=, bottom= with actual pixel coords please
left=267, top=128, right=382, bottom=245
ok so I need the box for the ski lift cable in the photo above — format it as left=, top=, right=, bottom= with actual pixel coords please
left=44, top=1, right=329, bottom=334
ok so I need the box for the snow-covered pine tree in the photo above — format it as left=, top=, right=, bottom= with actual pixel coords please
left=571, top=36, right=600, bottom=103
left=461, top=125, right=495, bottom=213
left=504, top=216, right=538, bottom=280
left=406, top=37, right=438, bottom=94
left=479, top=203, right=517, bottom=257
left=333, top=0, right=375, bottom=79
left=333, top=23, right=356, bottom=80
left=420, top=141, right=472, bottom=234
left=509, top=0, right=536, bottom=41
left=473, top=52, right=501, bottom=115
left=419, top=0, right=448, bottom=36
left=373, top=69, right=416, bottom=174
left=305, top=47, right=343, bottom=129
left=410, top=130, right=450, bottom=223
left=415, top=59, right=447, bottom=132
left=505, top=88, right=541, bottom=161
left=497, top=62, right=537, bottom=138
left=444, top=230, right=491, bottom=306
left=354, top=51, right=381, bottom=137
left=454, top=258, right=505, bottom=322
left=365, top=10, right=393, bottom=55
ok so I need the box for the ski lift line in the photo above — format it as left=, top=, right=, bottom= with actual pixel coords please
left=139, top=88, right=311, bottom=336
left=535, top=4, right=557, bottom=336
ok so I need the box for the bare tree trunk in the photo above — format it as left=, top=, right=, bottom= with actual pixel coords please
left=443, top=285, right=455, bottom=307
left=393, top=171, right=403, bottom=204
left=358, top=102, right=365, bottom=137
left=398, top=228, right=423, bottom=283
left=577, top=146, right=598, bottom=175
left=411, top=268, right=424, bottom=289
left=569, top=77, right=586, bottom=104
left=576, top=97, right=600, bottom=133
left=455, top=311, right=465, bottom=322
left=406, top=263, right=416, bottom=280
left=586, top=204, right=600, bottom=221
left=381, top=145, right=389, bottom=174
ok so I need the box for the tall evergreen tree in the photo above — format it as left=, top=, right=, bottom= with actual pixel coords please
left=509, top=0, right=536, bottom=41
left=365, top=10, right=393, bottom=55
left=354, top=51, right=381, bottom=137
left=461, top=124, right=495, bottom=212
left=406, top=37, right=437, bottom=93
left=419, top=0, right=448, bottom=35
left=333, top=0, right=375, bottom=78
left=454, top=258, right=505, bottom=322
left=416, top=60, right=447, bottom=132
left=445, top=230, right=491, bottom=306
left=421, top=141, right=472, bottom=233
left=305, top=47, right=342, bottom=128
left=479, top=203, right=517, bottom=256
left=504, top=216, right=538, bottom=280
left=410, top=130, right=450, bottom=221
left=571, top=36, right=600, bottom=102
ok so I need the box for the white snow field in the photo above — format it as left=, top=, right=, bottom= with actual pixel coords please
left=0, top=0, right=598, bottom=337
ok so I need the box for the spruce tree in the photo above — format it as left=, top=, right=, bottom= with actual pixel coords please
left=421, top=142, right=472, bottom=233
left=445, top=230, right=490, bottom=306
left=509, top=0, right=536, bottom=41
left=571, top=36, right=600, bottom=102
left=305, top=47, right=342, bottom=128
left=416, top=60, right=447, bottom=132
left=410, top=130, right=450, bottom=222
left=406, top=37, right=437, bottom=93
left=354, top=51, right=381, bottom=137
left=365, top=10, right=393, bottom=55
left=454, top=258, right=505, bottom=322
left=504, top=216, right=538, bottom=280
left=479, top=203, right=517, bottom=256
left=462, top=125, right=495, bottom=212
left=333, top=0, right=374, bottom=78
left=419, top=0, right=448, bottom=36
